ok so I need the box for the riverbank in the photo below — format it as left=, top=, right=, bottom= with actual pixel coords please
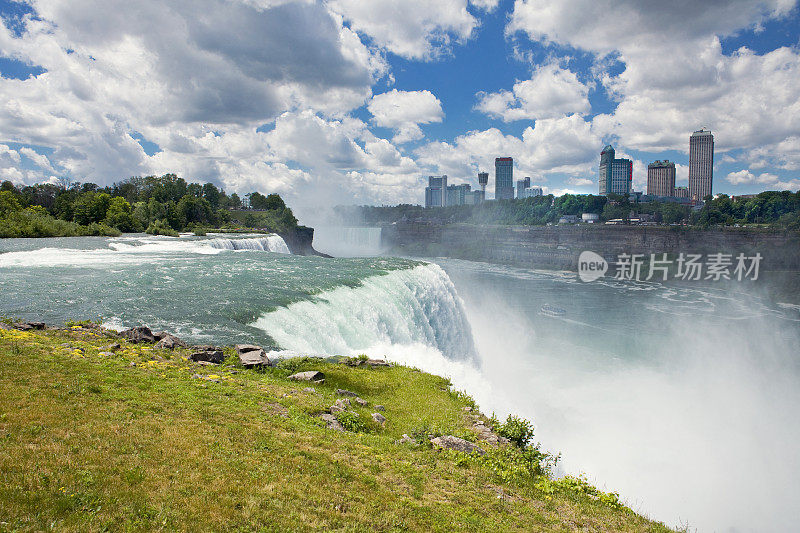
left=381, top=222, right=800, bottom=271
left=0, top=322, right=673, bottom=532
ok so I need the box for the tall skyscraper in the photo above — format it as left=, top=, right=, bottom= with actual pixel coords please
left=516, top=176, right=531, bottom=198
left=598, top=145, right=632, bottom=196
left=495, top=157, right=514, bottom=200
left=689, top=128, right=714, bottom=204
left=599, top=145, right=614, bottom=196
left=424, top=175, right=447, bottom=207
left=647, top=160, right=676, bottom=197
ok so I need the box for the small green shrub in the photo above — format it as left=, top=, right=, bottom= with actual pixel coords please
left=493, top=415, right=535, bottom=449
left=335, top=411, right=368, bottom=433
left=145, top=219, right=179, bottom=237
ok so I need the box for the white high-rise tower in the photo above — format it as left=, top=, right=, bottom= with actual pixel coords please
left=688, top=129, right=714, bottom=204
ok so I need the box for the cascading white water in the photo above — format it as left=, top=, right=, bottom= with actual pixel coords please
left=252, top=263, right=477, bottom=362
left=207, top=235, right=290, bottom=253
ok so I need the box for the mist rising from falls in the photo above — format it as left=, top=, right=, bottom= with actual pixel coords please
left=312, top=226, right=383, bottom=257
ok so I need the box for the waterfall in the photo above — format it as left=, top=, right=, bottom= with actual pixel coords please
left=251, top=263, right=477, bottom=362
left=207, top=235, right=290, bottom=254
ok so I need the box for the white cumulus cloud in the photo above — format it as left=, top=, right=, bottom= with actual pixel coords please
left=329, top=0, right=482, bottom=60
left=368, top=89, right=444, bottom=143
left=475, top=63, right=591, bottom=122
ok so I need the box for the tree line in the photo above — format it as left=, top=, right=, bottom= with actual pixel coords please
left=0, top=174, right=298, bottom=238
left=334, top=190, right=800, bottom=230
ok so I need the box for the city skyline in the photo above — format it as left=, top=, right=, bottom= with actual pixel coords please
left=1, top=0, right=799, bottom=220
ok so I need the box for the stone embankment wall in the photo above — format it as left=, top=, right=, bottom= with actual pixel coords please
left=381, top=223, right=800, bottom=271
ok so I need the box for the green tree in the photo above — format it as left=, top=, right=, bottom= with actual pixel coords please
left=104, top=197, right=140, bottom=232
left=72, top=192, right=112, bottom=225
left=177, top=194, right=214, bottom=226
left=0, top=190, right=23, bottom=216
left=202, top=183, right=221, bottom=209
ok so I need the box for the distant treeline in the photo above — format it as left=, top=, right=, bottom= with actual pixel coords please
left=0, top=174, right=298, bottom=238
left=335, top=191, right=800, bottom=230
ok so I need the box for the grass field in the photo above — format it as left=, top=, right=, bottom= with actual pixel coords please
left=0, top=325, right=674, bottom=532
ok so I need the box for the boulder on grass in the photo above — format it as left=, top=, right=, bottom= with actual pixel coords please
left=288, top=371, right=324, bottom=383
left=189, top=350, right=225, bottom=365
left=120, top=326, right=156, bottom=343
left=430, top=435, right=485, bottom=456
left=318, top=413, right=344, bottom=431
left=335, top=388, right=357, bottom=397
left=154, top=333, right=186, bottom=350
left=372, top=413, right=387, bottom=427
left=235, top=344, right=270, bottom=367
left=14, top=321, right=46, bottom=331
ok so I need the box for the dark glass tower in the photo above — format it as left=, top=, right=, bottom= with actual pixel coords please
left=494, top=158, right=514, bottom=200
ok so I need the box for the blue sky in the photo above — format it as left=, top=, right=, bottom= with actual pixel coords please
left=1, top=0, right=799, bottom=216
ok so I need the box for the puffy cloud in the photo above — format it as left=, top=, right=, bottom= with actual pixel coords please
left=415, top=115, right=600, bottom=189
left=0, top=0, right=386, bottom=189
left=726, top=169, right=800, bottom=190
left=475, top=63, right=591, bottom=122
left=368, top=89, right=444, bottom=143
left=567, top=177, right=594, bottom=187
left=328, top=0, right=481, bottom=60
left=507, top=0, right=795, bottom=55
left=0, top=144, right=51, bottom=184
left=749, top=136, right=800, bottom=170
left=469, top=0, right=501, bottom=11
left=508, top=0, right=800, bottom=172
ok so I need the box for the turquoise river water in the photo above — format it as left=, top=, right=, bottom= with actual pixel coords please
left=1, top=233, right=798, bottom=532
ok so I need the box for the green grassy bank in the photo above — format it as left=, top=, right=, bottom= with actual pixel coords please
left=0, top=325, right=674, bottom=532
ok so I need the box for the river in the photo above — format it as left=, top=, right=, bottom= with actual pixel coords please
left=1, top=232, right=798, bottom=531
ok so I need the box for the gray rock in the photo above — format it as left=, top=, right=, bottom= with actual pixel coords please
left=318, top=413, right=344, bottom=431
left=106, top=343, right=121, bottom=351
left=154, top=334, right=186, bottom=350
left=98, top=351, right=114, bottom=357
left=334, top=398, right=351, bottom=409
left=288, top=371, right=324, bottom=382
left=303, top=387, right=317, bottom=393
left=398, top=434, right=415, bottom=445
left=192, top=344, right=221, bottom=351
left=336, top=388, right=357, bottom=397
left=372, top=413, right=386, bottom=426
left=330, top=405, right=345, bottom=414
left=375, top=405, right=385, bottom=411
left=14, top=321, right=45, bottom=331
left=354, top=397, right=368, bottom=407
left=189, top=350, right=225, bottom=364
left=235, top=344, right=262, bottom=354
left=430, top=435, right=485, bottom=455
left=367, top=359, right=392, bottom=367
left=235, top=344, right=269, bottom=367
left=120, top=326, right=155, bottom=343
